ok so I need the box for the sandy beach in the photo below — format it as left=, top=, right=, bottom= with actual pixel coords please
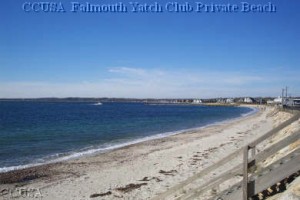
left=0, top=105, right=297, bottom=200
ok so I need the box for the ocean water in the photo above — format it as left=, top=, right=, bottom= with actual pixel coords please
left=0, top=101, right=255, bottom=172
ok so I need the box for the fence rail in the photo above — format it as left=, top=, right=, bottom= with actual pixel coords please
left=242, top=112, right=300, bottom=199
left=153, top=110, right=300, bottom=200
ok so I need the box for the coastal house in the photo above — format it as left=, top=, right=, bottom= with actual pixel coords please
left=193, top=99, right=202, bottom=104
left=244, top=97, right=255, bottom=103
left=285, top=99, right=300, bottom=108
left=267, top=99, right=275, bottom=104
left=235, top=98, right=245, bottom=103
left=217, top=98, right=226, bottom=103
left=226, top=98, right=234, bottom=104
left=274, top=96, right=283, bottom=104
left=267, top=96, right=283, bottom=105
left=267, top=96, right=282, bottom=105
left=254, top=98, right=264, bottom=104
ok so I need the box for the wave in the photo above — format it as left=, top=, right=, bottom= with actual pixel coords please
left=92, top=102, right=103, bottom=106
left=0, top=106, right=258, bottom=173
left=241, top=107, right=259, bottom=117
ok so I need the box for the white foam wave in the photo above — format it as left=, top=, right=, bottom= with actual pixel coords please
left=241, top=107, right=259, bottom=117
left=92, top=102, right=103, bottom=106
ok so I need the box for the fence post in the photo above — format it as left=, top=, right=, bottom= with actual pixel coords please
left=243, top=146, right=249, bottom=200
left=251, top=146, right=256, bottom=158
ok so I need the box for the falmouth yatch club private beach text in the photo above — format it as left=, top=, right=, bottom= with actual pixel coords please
left=22, top=1, right=277, bottom=13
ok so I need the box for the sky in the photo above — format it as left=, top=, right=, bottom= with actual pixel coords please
left=0, top=0, right=300, bottom=98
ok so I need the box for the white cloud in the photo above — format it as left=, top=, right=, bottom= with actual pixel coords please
left=0, top=67, right=298, bottom=98
left=108, top=67, right=147, bottom=76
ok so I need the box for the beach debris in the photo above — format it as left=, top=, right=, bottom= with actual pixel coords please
left=113, top=194, right=123, bottom=198
left=220, top=143, right=226, bottom=147
left=159, top=169, right=177, bottom=176
left=154, top=177, right=163, bottom=182
left=193, top=158, right=202, bottom=161
left=139, top=176, right=162, bottom=182
left=90, top=191, right=112, bottom=198
left=208, top=147, right=218, bottom=152
left=115, top=183, right=147, bottom=193
left=0, top=166, right=51, bottom=184
left=177, top=163, right=183, bottom=167
left=139, top=176, right=150, bottom=181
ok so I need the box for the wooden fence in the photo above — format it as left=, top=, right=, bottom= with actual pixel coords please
left=153, top=111, right=300, bottom=200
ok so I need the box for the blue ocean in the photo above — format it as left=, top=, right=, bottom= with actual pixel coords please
left=0, top=101, right=255, bottom=172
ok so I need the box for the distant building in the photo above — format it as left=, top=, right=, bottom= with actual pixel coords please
left=193, top=99, right=202, bottom=104
left=217, top=98, right=226, bottom=103
left=254, top=98, right=264, bottom=104
left=285, top=99, right=300, bottom=107
left=244, top=97, right=255, bottom=103
left=274, top=96, right=283, bottom=104
left=267, top=97, right=283, bottom=105
left=226, top=98, right=234, bottom=104
left=235, top=98, right=245, bottom=103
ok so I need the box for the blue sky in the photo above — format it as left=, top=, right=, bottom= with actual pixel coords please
left=0, top=0, right=300, bottom=98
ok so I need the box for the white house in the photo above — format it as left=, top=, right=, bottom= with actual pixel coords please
left=274, top=96, right=283, bottom=104
left=193, top=99, right=202, bottom=104
left=226, top=98, right=234, bottom=104
left=244, top=97, right=254, bottom=103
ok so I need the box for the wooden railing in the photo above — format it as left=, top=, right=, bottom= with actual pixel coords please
left=217, top=112, right=300, bottom=200
left=153, top=111, right=300, bottom=200
left=242, top=112, right=300, bottom=199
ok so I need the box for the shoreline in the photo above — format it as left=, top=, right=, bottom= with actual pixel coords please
left=0, top=105, right=258, bottom=174
left=1, top=105, right=288, bottom=200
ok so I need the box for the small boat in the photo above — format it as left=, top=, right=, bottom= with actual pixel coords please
left=94, top=102, right=102, bottom=105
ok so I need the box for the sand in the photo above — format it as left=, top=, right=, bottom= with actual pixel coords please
left=0, top=105, right=295, bottom=200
